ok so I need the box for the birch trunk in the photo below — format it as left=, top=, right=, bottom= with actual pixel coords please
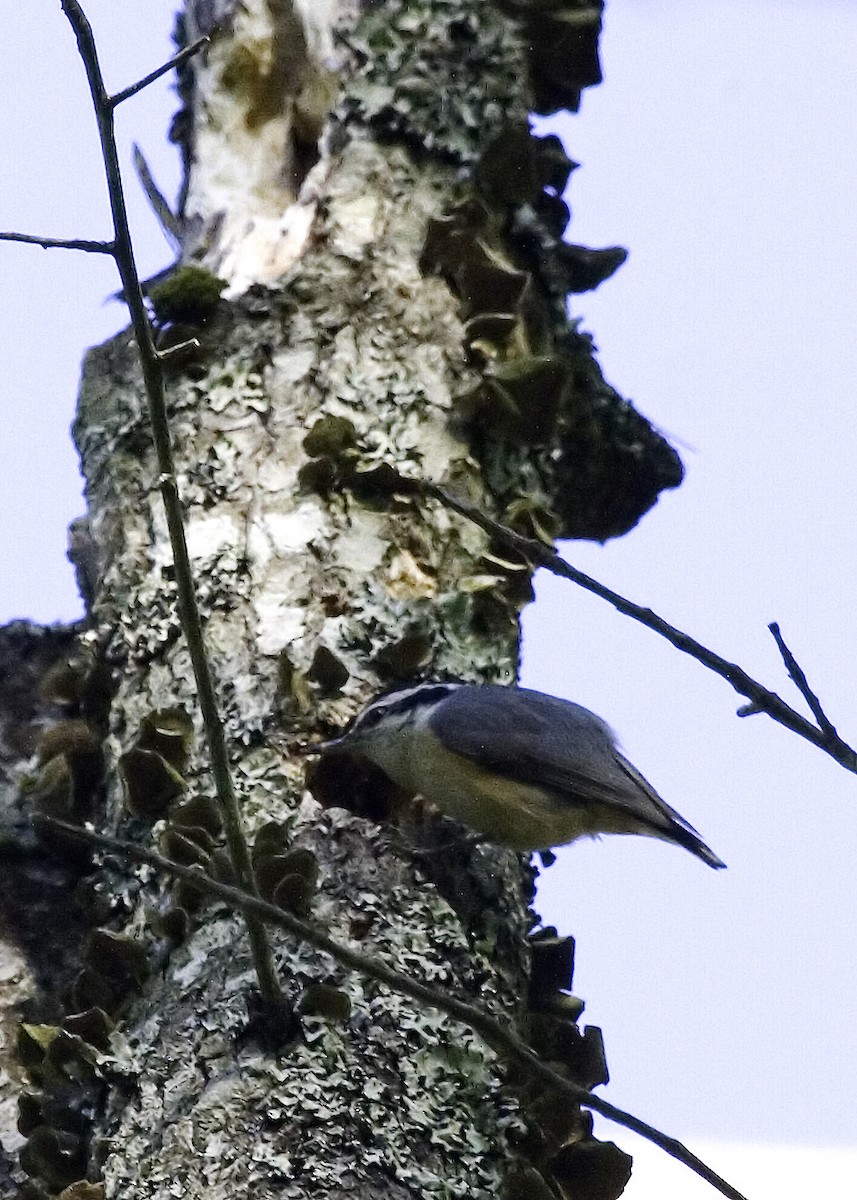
left=1, top=3, right=682, bottom=1197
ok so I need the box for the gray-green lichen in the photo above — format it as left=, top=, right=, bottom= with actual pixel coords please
left=340, top=0, right=528, bottom=164
left=98, top=809, right=527, bottom=1199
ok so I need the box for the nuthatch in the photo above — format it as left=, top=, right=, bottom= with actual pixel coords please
left=304, top=681, right=725, bottom=868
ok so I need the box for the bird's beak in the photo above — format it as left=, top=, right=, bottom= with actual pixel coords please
left=292, top=736, right=347, bottom=756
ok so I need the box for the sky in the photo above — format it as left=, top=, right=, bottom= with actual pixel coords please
left=2, top=3, right=856, bottom=1198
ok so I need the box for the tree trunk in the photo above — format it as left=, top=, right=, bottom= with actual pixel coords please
left=1, top=2, right=682, bottom=1197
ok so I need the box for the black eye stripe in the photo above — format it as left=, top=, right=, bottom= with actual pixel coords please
left=349, top=683, right=462, bottom=732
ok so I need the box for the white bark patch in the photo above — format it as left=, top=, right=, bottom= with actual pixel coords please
left=183, top=0, right=341, bottom=294
left=329, top=194, right=382, bottom=258
left=332, top=521, right=388, bottom=574
left=293, top=0, right=337, bottom=62
left=269, top=346, right=316, bottom=387
left=246, top=504, right=326, bottom=573
left=220, top=203, right=317, bottom=296
left=255, top=595, right=308, bottom=653
left=260, top=507, right=325, bottom=552
left=255, top=457, right=300, bottom=493
left=185, top=511, right=244, bottom=560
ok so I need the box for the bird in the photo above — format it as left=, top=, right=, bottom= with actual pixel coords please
left=302, top=681, right=725, bottom=868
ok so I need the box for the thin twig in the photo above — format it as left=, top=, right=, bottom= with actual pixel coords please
left=768, top=622, right=837, bottom=740
left=424, top=482, right=857, bottom=777
left=132, top=144, right=182, bottom=248
left=59, top=0, right=281, bottom=1003
left=0, top=231, right=114, bottom=253
left=109, top=35, right=209, bottom=108
left=40, top=818, right=748, bottom=1200
left=157, top=337, right=201, bottom=361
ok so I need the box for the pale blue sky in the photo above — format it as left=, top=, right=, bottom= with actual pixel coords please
left=2, top=4, right=856, bottom=1196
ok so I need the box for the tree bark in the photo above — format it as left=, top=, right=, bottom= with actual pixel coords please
left=2, top=3, right=682, bottom=1197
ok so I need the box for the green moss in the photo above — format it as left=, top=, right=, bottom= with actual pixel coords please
left=149, top=266, right=227, bottom=326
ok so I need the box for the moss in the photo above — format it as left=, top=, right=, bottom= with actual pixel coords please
left=149, top=266, right=227, bottom=326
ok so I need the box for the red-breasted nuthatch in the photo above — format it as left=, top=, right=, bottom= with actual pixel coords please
left=306, top=681, right=725, bottom=868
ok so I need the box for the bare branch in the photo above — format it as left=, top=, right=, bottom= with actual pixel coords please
left=768, top=622, right=838, bottom=739
left=58, top=0, right=281, bottom=1003
left=132, top=143, right=182, bottom=248
left=423, top=482, right=857, bottom=776
left=109, top=34, right=209, bottom=108
left=40, top=817, right=749, bottom=1200
left=157, top=337, right=201, bottom=361
left=0, top=230, right=113, bottom=253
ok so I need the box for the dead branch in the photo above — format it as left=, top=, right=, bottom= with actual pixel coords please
left=424, top=481, right=857, bottom=776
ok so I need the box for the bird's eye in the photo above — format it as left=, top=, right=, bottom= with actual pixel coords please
left=351, top=705, right=388, bottom=733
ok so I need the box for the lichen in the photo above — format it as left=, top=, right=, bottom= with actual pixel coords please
left=340, top=0, right=528, bottom=165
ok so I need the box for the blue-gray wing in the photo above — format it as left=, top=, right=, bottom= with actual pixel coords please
left=429, top=686, right=718, bottom=860
left=428, top=686, right=631, bottom=805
